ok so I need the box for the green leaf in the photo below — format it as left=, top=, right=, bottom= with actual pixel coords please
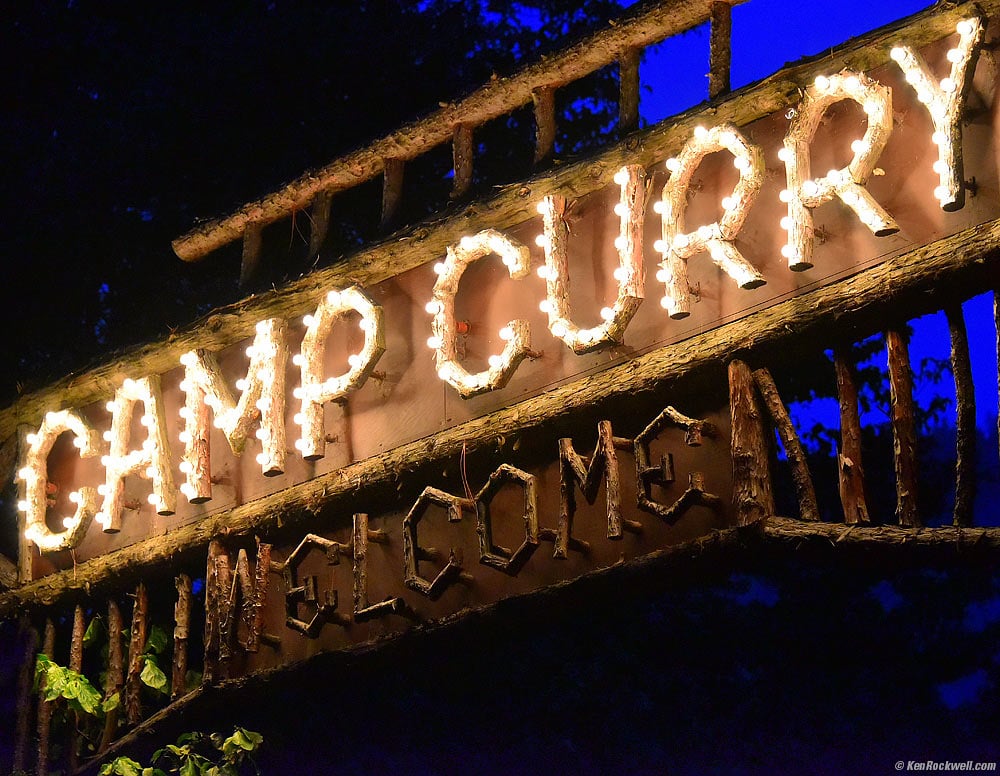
left=140, top=657, right=168, bottom=693
left=83, top=616, right=104, bottom=647
left=102, top=691, right=120, bottom=713
left=102, top=756, right=142, bottom=776
left=144, top=625, right=169, bottom=656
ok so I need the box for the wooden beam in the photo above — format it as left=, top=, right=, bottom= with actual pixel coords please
left=729, top=360, right=773, bottom=525
left=307, top=192, right=333, bottom=257
left=451, top=123, right=474, bottom=199
left=752, top=367, right=818, bottom=522
left=532, top=86, right=556, bottom=166
left=834, top=348, right=870, bottom=525
left=709, top=1, right=732, bottom=98
left=37, top=618, right=55, bottom=776
left=946, top=303, right=976, bottom=527
left=379, top=158, right=405, bottom=231
left=3, top=0, right=986, bottom=443
left=886, top=329, right=920, bottom=528
left=3, top=219, right=1000, bottom=616
left=171, top=0, right=747, bottom=262
left=239, top=223, right=263, bottom=289
left=619, top=46, right=641, bottom=133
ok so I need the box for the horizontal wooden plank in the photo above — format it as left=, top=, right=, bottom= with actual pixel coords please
left=4, top=214, right=1000, bottom=616
left=1, top=0, right=987, bottom=444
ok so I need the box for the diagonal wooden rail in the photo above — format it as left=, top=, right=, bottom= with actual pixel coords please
left=171, top=0, right=745, bottom=263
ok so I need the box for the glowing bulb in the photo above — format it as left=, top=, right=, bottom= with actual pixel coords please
left=932, top=131, right=947, bottom=145
left=536, top=265, right=552, bottom=280
left=613, top=203, right=628, bottom=217
left=16, top=500, right=28, bottom=512
left=814, top=74, right=830, bottom=91
left=539, top=300, right=553, bottom=314
left=26, top=433, right=38, bottom=445
left=97, top=485, right=108, bottom=496
left=433, top=262, right=447, bottom=275
left=665, top=158, right=680, bottom=172
left=347, top=354, right=362, bottom=369
left=105, top=401, right=117, bottom=413
left=499, top=326, right=514, bottom=341
left=940, top=77, right=956, bottom=93
left=890, top=47, right=906, bottom=62
left=802, top=180, right=819, bottom=197
left=487, top=355, right=503, bottom=369
left=613, top=168, right=629, bottom=185
left=733, top=156, right=749, bottom=171
left=534, top=234, right=549, bottom=248
left=245, top=345, right=258, bottom=358
left=653, top=239, right=666, bottom=253
left=947, top=48, right=963, bottom=64
left=613, top=236, right=627, bottom=250
left=147, top=493, right=159, bottom=505
left=779, top=216, right=792, bottom=230
left=459, top=235, right=476, bottom=251
left=427, top=335, right=443, bottom=349
left=613, top=267, right=628, bottom=281
left=850, top=139, right=869, bottom=154
left=255, top=453, right=267, bottom=465
left=673, top=234, right=689, bottom=249
left=778, top=189, right=792, bottom=203
left=425, top=300, right=442, bottom=314
left=655, top=269, right=668, bottom=283
left=68, top=491, right=81, bottom=504
left=957, top=19, right=974, bottom=36
left=326, top=289, right=342, bottom=306
left=535, top=201, right=549, bottom=215
left=652, top=201, right=666, bottom=214
left=693, top=125, right=708, bottom=140
left=934, top=185, right=950, bottom=200
left=551, top=322, right=568, bottom=338
left=62, top=517, right=76, bottom=529
left=659, top=297, right=671, bottom=309
left=933, top=160, right=948, bottom=174
left=292, top=354, right=305, bottom=367
left=599, top=307, right=615, bottom=322
left=721, top=196, right=735, bottom=211
left=178, top=431, right=192, bottom=444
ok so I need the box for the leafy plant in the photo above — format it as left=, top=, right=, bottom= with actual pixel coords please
left=98, top=728, right=263, bottom=776
left=35, top=653, right=105, bottom=717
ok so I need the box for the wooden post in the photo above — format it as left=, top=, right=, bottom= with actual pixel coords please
left=239, top=223, right=263, bottom=289
left=125, top=582, right=148, bottom=726
left=619, top=46, right=641, bottom=133
left=834, top=348, right=870, bottom=524
left=996, top=289, right=999, bottom=474
left=946, top=304, right=977, bottom=526
left=532, top=86, right=556, bottom=166
left=36, top=618, right=55, bottom=776
left=709, top=1, right=732, bottom=99
left=307, top=192, right=333, bottom=257
left=886, top=329, right=920, bottom=527
left=13, top=618, right=38, bottom=774
left=99, top=599, right=124, bottom=753
left=380, top=158, right=405, bottom=231
left=17, top=425, right=34, bottom=585
left=729, top=359, right=774, bottom=525
left=451, top=123, right=474, bottom=199
left=67, top=605, right=85, bottom=771
left=236, top=540, right=271, bottom=652
left=752, top=368, right=819, bottom=522
left=215, top=545, right=234, bottom=666
left=171, top=574, right=192, bottom=700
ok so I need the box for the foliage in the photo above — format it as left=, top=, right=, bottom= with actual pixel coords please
left=99, top=728, right=263, bottom=776
left=34, top=653, right=104, bottom=716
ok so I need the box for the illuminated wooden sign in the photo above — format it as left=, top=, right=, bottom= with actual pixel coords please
left=13, top=16, right=986, bottom=566
left=8, top=9, right=1000, bottom=774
